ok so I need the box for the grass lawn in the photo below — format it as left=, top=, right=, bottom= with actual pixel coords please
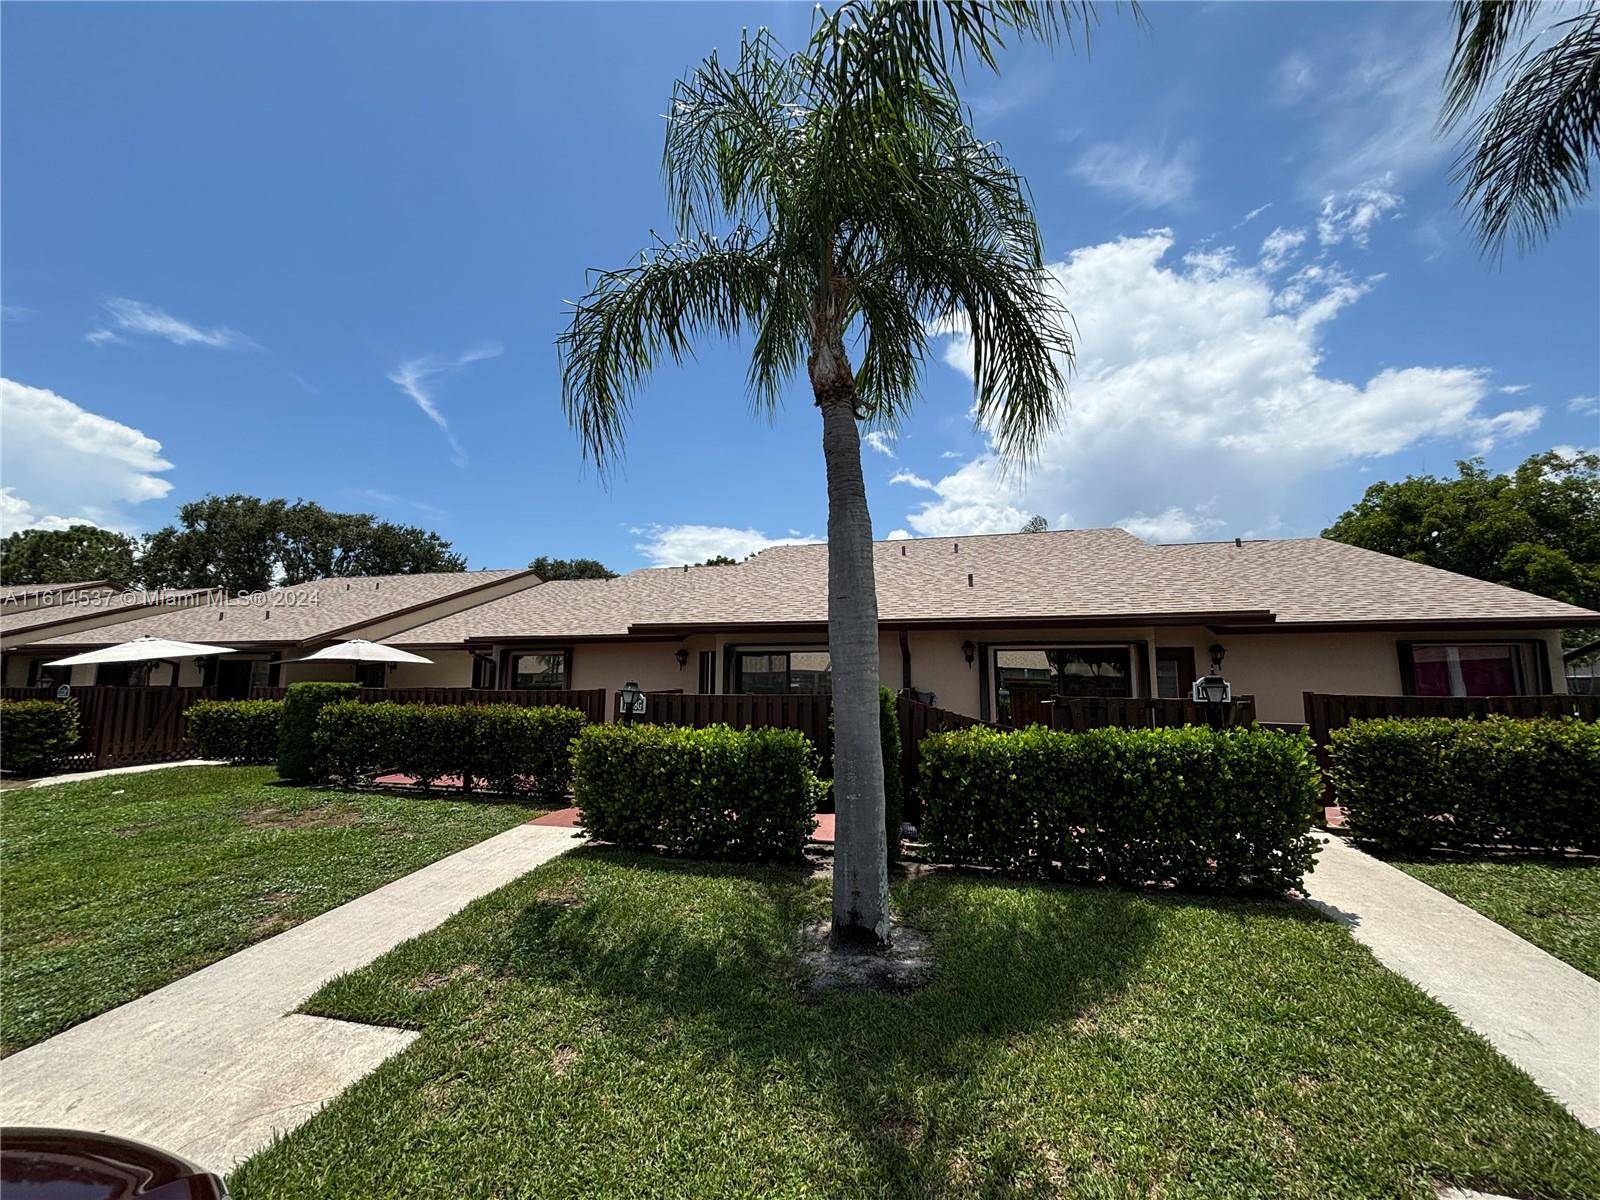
left=231, top=851, right=1600, bottom=1200
left=0, top=765, right=545, bottom=1054
left=1390, top=857, right=1600, bottom=980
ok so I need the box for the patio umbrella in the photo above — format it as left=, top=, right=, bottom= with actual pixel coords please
left=282, top=639, right=433, bottom=666
left=46, top=637, right=238, bottom=667
left=277, top=639, right=433, bottom=682
left=46, top=636, right=237, bottom=687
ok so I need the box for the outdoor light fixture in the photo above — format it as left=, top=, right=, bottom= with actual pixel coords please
left=674, top=647, right=689, bottom=670
left=961, top=640, right=977, bottom=668
left=1208, top=643, right=1227, bottom=674
left=618, top=679, right=646, bottom=723
left=1192, top=674, right=1232, bottom=704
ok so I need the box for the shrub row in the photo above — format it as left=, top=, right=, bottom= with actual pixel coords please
left=278, top=682, right=358, bottom=782
left=573, top=723, right=822, bottom=862
left=920, top=724, right=1321, bottom=892
left=313, top=700, right=586, bottom=799
left=186, top=699, right=282, bottom=764
left=0, top=699, right=79, bottom=776
left=1329, top=716, right=1600, bottom=853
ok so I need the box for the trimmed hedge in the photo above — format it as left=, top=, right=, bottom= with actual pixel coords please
left=573, top=723, right=822, bottom=862
left=313, top=701, right=586, bottom=799
left=1330, top=716, right=1600, bottom=853
left=277, top=682, right=358, bottom=782
left=921, top=724, right=1321, bottom=892
left=186, top=699, right=282, bottom=764
left=879, top=686, right=903, bottom=860
left=0, top=699, right=79, bottom=776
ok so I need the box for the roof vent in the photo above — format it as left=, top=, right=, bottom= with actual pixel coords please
left=900, top=545, right=906, bottom=556
left=953, top=542, right=959, bottom=554
left=1234, top=537, right=1242, bottom=549
left=967, top=572, right=974, bottom=587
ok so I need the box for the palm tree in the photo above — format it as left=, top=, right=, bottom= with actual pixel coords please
left=559, top=1, right=1087, bottom=947
left=1442, top=0, right=1600, bottom=256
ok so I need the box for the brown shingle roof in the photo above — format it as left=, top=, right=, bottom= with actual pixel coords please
left=1, top=588, right=222, bottom=637
left=1, top=580, right=114, bottom=602
left=28, top=571, right=533, bottom=648
left=387, top=528, right=1595, bottom=645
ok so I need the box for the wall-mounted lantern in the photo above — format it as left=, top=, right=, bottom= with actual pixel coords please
left=961, top=640, right=977, bottom=668
left=674, top=647, right=689, bottom=671
left=1208, top=643, right=1227, bottom=674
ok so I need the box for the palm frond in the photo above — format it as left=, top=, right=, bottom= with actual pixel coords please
left=1454, top=6, right=1600, bottom=255
left=1443, top=0, right=1540, bottom=129
left=558, top=228, right=787, bottom=474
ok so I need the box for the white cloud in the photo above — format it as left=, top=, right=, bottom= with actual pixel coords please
left=1569, top=395, right=1599, bottom=415
left=885, top=529, right=913, bottom=540
left=387, top=343, right=502, bottom=467
left=1070, top=141, right=1196, bottom=209
left=863, top=430, right=896, bottom=457
left=1499, top=383, right=1531, bottom=395
left=633, top=523, right=818, bottom=566
left=1272, top=52, right=1315, bottom=105
left=1238, top=202, right=1273, bottom=226
left=1258, top=226, right=1307, bottom=272
left=350, top=488, right=448, bottom=517
left=888, top=470, right=937, bottom=491
left=908, top=231, right=1542, bottom=542
left=1116, top=506, right=1222, bottom=543
left=939, top=450, right=965, bottom=459
left=1317, top=177, right=1404, bottom=246
left=90, top=297, right=254, bottom=350
left=0, top=378, right=174, bottom=535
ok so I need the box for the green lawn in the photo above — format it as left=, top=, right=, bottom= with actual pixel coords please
left=1391, top=857, right=1600, bottom=980
left=0, top=765, right=544, bottom=1053
left=231, top=851, right=1600, bottom=1200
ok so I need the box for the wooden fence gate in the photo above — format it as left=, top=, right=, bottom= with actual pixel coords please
left=1, top=685, right=215, bottom=770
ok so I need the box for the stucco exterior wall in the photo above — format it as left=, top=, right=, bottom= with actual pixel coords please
left=383, top=651, right=477, bottom=689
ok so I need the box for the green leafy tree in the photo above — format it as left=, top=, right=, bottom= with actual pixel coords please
left=1020, top=514, right=1050, bottom=533
left=559, top=1, right=1096, bottom=945
left=1442, top=0, right=1600, bottom=255
left=139, top=495, right=466, bottom=593
left=0, top=525, right=139, bottom=587
left=528, top=556, right=618, bottom=581
left=1324, top=450, right=1600, bottom=625
left=699, top=555, right=739, bottom=566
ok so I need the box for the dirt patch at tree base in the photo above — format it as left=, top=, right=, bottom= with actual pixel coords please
left=797, top=921, right=933, bottom=999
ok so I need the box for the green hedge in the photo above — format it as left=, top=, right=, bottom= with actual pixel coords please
left=0, top=699, right=79, bottom=776
left=313, top=701, right=586, bottom=799
left=1330, top=716, right=1600, bottom=853
left=277, top=682, right=358, bottom=782
left=879, top=686, right=903, bottom=860
left=573, top=723, right=822, bottom=861
left=921, top=724, right=1321, bottom=892
left=186, top=699, right=282, bottom=764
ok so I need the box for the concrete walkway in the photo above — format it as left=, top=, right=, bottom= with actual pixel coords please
left=0, top=822, right=579, bottom=1174
left=3, top=759, right=225, bottom=790
left=1302, top=835, right=1600, bottom=1132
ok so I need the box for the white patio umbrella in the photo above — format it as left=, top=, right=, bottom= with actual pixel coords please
left=282, top=639, right=433, bottom=666
left=46, top=636, right=237, bottom=686
left=277, top=639, right=433, bottom=683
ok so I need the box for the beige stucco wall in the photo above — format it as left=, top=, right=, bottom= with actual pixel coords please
left=383, top=651, right=476, bottom=689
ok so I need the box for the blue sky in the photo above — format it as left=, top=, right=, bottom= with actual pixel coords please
left=3, top=1, right=1596, bottom=570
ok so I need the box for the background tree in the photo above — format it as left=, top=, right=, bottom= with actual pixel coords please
left=1442, top=0, right=1600, bottom=255
left=559, top=1, right=1090, bottom=946
left=699, top=555, right=739, bottom=566
left=0, top=525, right=139, bottom=587
left=528, top=555, right=618, bottom=581
left=140, top=495, right=466, bottom=593
left=1020, top=515, right=1050, bottom=533
left=1324, top=450, right=1600, bottom=638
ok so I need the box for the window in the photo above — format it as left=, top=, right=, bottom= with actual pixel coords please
left=1155, top=647, right=1196, bottom=700
left=994, top=646, right=1133, bottom=724
left=1410, top=643, right=1530, bottom=697
left=511, top=652, right=566, bottom=689
left=356, top=663, right=386, bottom=689
left=733, top=649, right=832, bottom=694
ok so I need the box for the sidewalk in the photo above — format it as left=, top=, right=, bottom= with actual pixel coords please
left=0, top=822, right=578, bottom=1174
left=1302, top=834, right=1600, bottom=1132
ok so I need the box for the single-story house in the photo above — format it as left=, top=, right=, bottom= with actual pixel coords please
left=3, top=570, right=538, bottom=695
left=372, top=529, right=1596, bottom=724
left=8, top=529, right=1596, bottom=724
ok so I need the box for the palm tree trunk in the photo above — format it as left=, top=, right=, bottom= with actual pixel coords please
left=811, top=329, right=890, bottom=948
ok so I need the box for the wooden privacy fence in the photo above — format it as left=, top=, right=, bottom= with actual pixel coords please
left=636, top=692, right=834, bottom=775
left=249, top=685, right=608, bottom=725
left=1, top=685, right=215, bottom=770
left=1046, top=695, right=1258, bottom=732
left=1302, top=690, right=1600, bottom=744
left=897, top=694, right=1004, bottom=817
